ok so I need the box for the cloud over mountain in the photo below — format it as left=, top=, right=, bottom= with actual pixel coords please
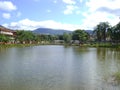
left=3, top=19, right=81, bottom=31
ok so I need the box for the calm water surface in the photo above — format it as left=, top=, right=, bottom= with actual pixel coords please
left=0, top=45, right=120, bottom=90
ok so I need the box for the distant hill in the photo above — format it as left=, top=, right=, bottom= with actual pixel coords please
left=0, top=25, right=15, bottom=32
left=33, top=28, right=72, bottom=35
left=0, top=25, right=5, bottom=28
left=0, top=25, right=93, bottom=35
left=33, top=28, right=93, bottom=35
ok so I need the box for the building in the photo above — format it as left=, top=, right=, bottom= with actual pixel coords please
left=0, top=26, right=16, bottom=43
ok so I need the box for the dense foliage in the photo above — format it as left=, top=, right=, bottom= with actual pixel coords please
left=93, top=22, right=110, bottom=41
left=72, top=30, right=89, bottom=44
left=63, top=33, right=72, bottom=43
left=111, top=22, right=120, bottom=42
left=93, top=22, right=120, bottom=43
left=15, top=30, right=37, bottom=44
left=0, top=34, right=10, bottom=43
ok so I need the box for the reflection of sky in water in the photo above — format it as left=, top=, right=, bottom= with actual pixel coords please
left=0, top=46, right=120, bottom=90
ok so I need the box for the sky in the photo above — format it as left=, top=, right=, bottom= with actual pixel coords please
left=0, top=0, right=120, bottom=31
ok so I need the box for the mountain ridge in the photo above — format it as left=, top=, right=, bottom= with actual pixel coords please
left=33, top=28, right=72, bottom=35
left=0, top=25, right=93, bottom=35
left=33, top=28, right=93, bottom=35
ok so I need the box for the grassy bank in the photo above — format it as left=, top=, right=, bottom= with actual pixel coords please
left=77, top=42, right=120, bottom=48
left=0, top=43, right=64, bottom=48
left=0, top=43, right=41, bottom=48
left=0, top=42, right=120, bottom=48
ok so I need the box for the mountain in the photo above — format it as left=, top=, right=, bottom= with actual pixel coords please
left=1, top=25, right=93, bottom=35
left=0, top=25, right=5, bottom=28
left=0, top=25, right=9, bottom=30
left=0, top=25, right=15, bottom=32
left=85, top=30, right=93, bottom=35
left=33, top=28, right=93, bottom=35
left=33, top=28, right=72, bottom=35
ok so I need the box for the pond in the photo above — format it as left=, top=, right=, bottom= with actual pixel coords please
left=0, top=45, right=120, bottom=90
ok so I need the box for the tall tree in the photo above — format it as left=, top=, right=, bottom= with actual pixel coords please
left=93, top=22, right=110, bottom=41
left=111, top=22, right=120, bottom=43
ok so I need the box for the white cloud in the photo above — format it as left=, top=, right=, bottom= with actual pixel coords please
left=62, top=0, right=76, bottom=5
left=63, top=5, right=78, bottom=15
left=77, top=0, right=120, bottom=30
left=2, top=13, right=11, bottom=19
left=81, top=13, right=120, bottom=30
left=63, top=0, right=79, bottom=15
left=3, top=19, right=81, bottom=31
left=86, top=0, right=120, bottom=12
left=0, top=1, right=17, bottom=11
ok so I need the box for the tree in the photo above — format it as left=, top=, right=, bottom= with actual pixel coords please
left=93, top=22, right=110, bottom=42
left=93, top=24, right=102, bottom=41
left=0, top=34, right=10, bottom=43
left=72, top=30, right=89, bottom=44
left=15, top=30, right=36, bottom=44
left=63, top=33, right=72, bottom=43
left=111, top=22, right=120, bottom=43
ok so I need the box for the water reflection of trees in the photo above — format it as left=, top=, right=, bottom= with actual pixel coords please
left=72, top=46, right=89, bottom=54
left=0, top=47, right=7, bottom=53
left=96, top=48, right=120, bottom=62
left=96, top=48, right=120, bottom=73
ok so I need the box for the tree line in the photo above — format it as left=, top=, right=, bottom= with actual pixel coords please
left=0, top=21, right=120, bottom=45
left=60, top=21, right=120, bottom=45
left=0, top=29, right=89, bottom=44
left=93, top=22, right=120, bottom=43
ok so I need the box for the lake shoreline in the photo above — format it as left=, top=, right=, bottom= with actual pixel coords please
left=0, top=43, right=41, bottom=48
left=0, top=43, right=120, bottom=48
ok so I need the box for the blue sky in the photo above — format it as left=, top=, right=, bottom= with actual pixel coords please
left=0, top=0, right=120, bottom=31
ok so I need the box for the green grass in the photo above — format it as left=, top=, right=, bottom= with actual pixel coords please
left=0, top=42, right=120, bottom=48
left=0, top=43, right=40, bottom=48
left=79, top=42, right=120, bottom=48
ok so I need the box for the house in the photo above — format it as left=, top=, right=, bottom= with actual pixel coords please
left=0, top=27, right=13, bottom=36
left=0, top=26, right=16, bottom=43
